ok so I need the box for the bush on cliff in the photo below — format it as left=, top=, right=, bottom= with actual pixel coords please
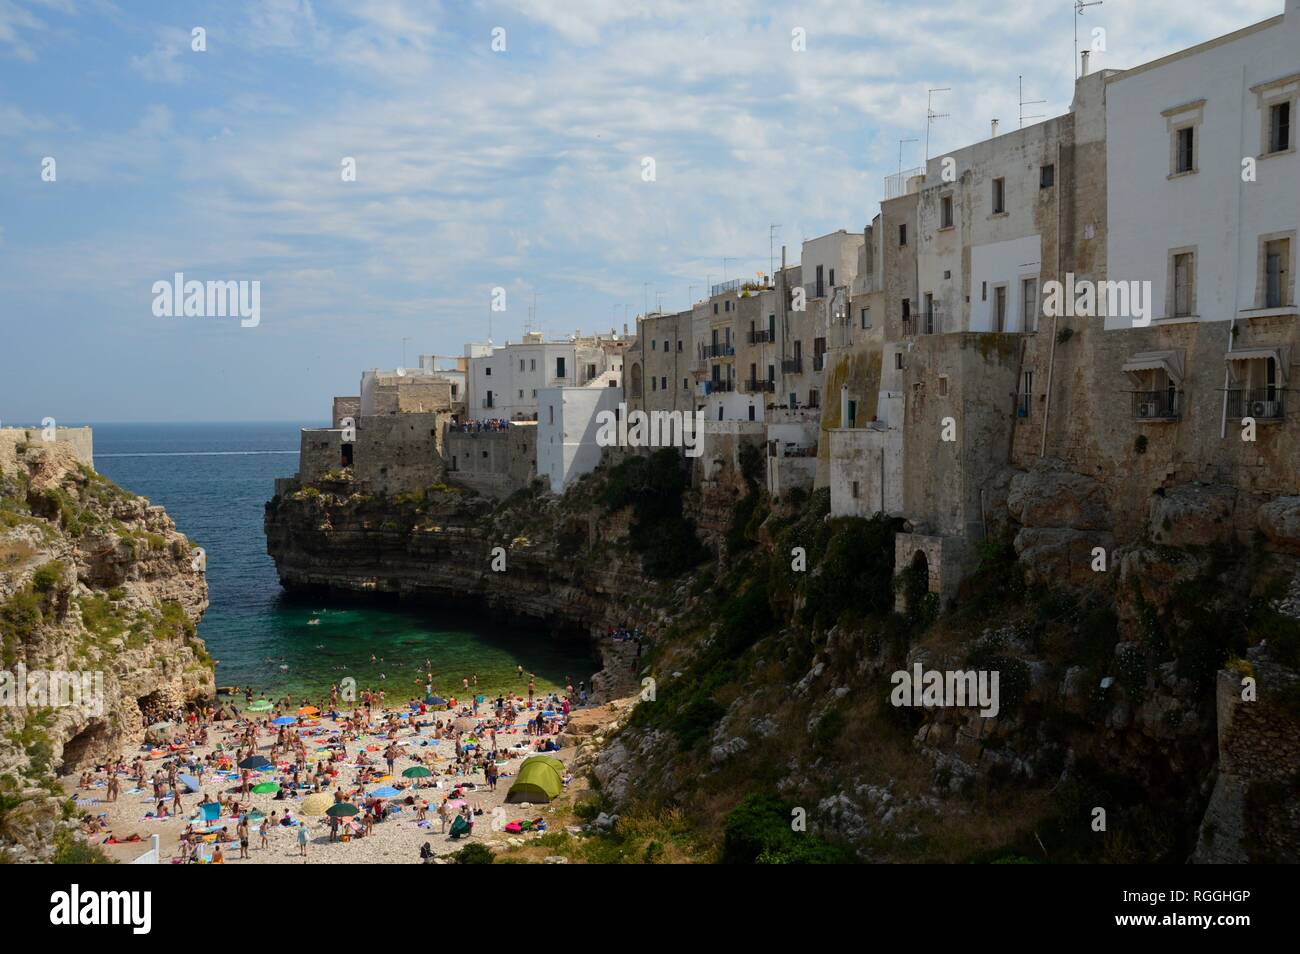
left=601, top=449, right=707, bottom=578
left=722, top=793, right=856, bottom=864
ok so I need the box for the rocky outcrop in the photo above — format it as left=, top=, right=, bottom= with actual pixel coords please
left=1147, top=484, right=1237, bottom=548
left=1256, top=496, right=1300, bottom=554
left=0, top=438, right=212, bottom=862
left=1006, top=463, right=1111, bottom=531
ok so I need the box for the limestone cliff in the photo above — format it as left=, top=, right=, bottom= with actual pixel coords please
left=265, top=456, right=1298, bottom=863
left=0, top=437, right=212, bottom=862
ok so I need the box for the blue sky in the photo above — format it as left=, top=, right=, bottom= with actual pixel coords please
left=0, top=0, right=1283, bottom=422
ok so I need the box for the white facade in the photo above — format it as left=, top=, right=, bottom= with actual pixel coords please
left=537, top=385, right=623, bottom=493
left=466, top=333, right=624, bottom=422
left=1105, top=2, right=1300, bottom=329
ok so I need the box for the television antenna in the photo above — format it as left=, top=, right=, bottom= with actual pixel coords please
left=1019, top=75, right=1046, bottom=128
left=1074, top=1, right=1103, bottom=79
left=924, top=88, right=950, bottom=160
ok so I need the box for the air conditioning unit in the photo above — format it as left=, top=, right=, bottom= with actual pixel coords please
left=1251, top=400, right=1279, bottom=418
left=1138, top=402, right=1158, bottom=418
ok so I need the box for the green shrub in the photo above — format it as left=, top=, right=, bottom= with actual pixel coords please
left=31, top=561, right=64, bottom=593
left=722, top=793, right=856, bottom=864
left=452, top=843, right=494, bottom=864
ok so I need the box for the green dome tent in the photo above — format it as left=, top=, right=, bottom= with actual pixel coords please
left=506, top=756, right=564, bottom=804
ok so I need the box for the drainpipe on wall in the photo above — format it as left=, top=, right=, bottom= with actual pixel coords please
left=1040, top=139, right=1063, bottom=457
left=1222, top=64, right=1249, bottom=440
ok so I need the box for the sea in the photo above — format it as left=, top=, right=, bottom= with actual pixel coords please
left=89, top=422, right=597, bottom=703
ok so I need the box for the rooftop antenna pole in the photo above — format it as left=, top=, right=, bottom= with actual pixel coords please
left=1075, top=0, right=1103, bottom=79
left=924, top=87, right=950, bottom=161
left=769, top=225, right=781, bottom=282
left=643, top=282, right=650, bottom=317
left=402, top=336, right=410, bottom=369
left=1019, top=75, right=1047, bottom=128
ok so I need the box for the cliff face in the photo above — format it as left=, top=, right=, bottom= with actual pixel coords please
left=264, top=474, right=676, bottom=700
left=1, top=438, right=212, bottom=862
left=265, top=458, right=1299, bottom=863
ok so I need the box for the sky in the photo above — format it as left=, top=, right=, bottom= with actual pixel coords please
left=0, top=0, right=1285, bottom=422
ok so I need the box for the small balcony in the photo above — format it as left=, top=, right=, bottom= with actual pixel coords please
left=745, top=379, right=775, bottom=393
left=704, top=379, right=734, bottom=395
left=1132, top=389, right=1181, bottom=421
left=781, top=357, right=803, bottom=374
left=1226, top=388, right=1284, bottom=421
left=748, top=329, right=773, bottom=344
left=812, top=354, right=825, bottom=372
left=704, top=343, right=736, bottom=358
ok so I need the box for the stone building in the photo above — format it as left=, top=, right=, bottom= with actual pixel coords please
left=444, top=422, right=537, bottom=498
left=465, top=331, right=626, bottom=423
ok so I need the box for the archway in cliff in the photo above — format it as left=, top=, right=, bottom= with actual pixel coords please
left=137, top=689, right=167, bottom=725
left=909, top=549, right=931, bottom=595
left=58, top=720, right=112, bottom=773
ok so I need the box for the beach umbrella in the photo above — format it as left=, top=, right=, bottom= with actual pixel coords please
left=452, top=716, right=478, bottom=731
left=325, top=802, right=359, bottom=818
left=272, top=716, right=297, bottom=726
left=247, top=700, right=273, bottom=712
left=370, top=786, right=400, bottom=798
left=298, top=705, right=319, bottom=716
left=238, top=756, right=272, bottom=770
left=251, top=782, right=279, bottom=795
left=402, top=766, right=433, bottom=778
left=178, top=773, right=201, bottom=793
left=300, top=793, right=333, bottom=816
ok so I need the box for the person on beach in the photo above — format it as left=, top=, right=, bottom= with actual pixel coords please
left=437, top=798, right=449, bottom=833
left=259, top=816, right=270, bottom=850
left=238, top=817, right=250, bottom=859
left=297, top=824, right=308, bottom=857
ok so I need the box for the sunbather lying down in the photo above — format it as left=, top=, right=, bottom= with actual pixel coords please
left=104, top=832, right=143, bottom=844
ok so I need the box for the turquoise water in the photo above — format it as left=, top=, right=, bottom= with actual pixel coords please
left=90, top=422, right=597, bottom=701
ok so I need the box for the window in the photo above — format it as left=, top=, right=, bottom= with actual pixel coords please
left=651, top=377, right=657, bottom=391
left=661, top=376, right=667, bottom=390
left=894, top=352, right=903, bottom=370
left=713, top=303, right=718, bottom=315
left=992, top=177, right=1006, bottom=214
left=1021, top=278, right=1039, bottom=332
left=851, top=480, right=860, bottom=499
left=556, top=356, right=566, bottom=378
left=899, top=223, right=908, bottom=246
left=1017, top=371, right=1033, bottom=419
left=847, top=399, right=857, bottom=424
left=518, top=389, right=523, bottom=399
left=816, top=265, right=824, bottom=298
left=748, top=405, right=755, bottom=422
left=860, top=306, right=871, bottom=329
left=994, top=285, right=1007, bottom=332
left=901, top=298, right=911, bottom=324
left=677, top=339, right=683, bottom=351
left=829, top=268, right=836, bottom=288
left=1173, top=252, right=1195, bottom=316
left=938, top=376, right=948, bottom=397
left=663, top=339, right=669, bottom=351
left=530, top=359, right=536, bottom=371
left=1175, top=126, right=1194, bottom=173
left=519, top=359, right=525, bottom=372
left=651, top=339, right=657, bottom=350
left=940, top=194, right=953, bottom=228
left=768, top=314, right=776, bottom=339
left=485, top=366, right=492, bottom=376
left=1265, top=239, right=1290, bottom=308
left=548, top=405, right=554, bottom=425
left=767, top=364, right=775, bottom=383
left=924, top=293, right=935, bottom=334
left=1040, top=164, right=1055, bottom=188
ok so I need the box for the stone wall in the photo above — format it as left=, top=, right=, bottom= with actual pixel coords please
left=332, top=396, right=360, bottom=428
left=298, top=428, right=345, bottom=484
left=445, top=424, right=537, bottom=498
left=354, top=412, right=443, bottom=496
left=0, top=427, right=94, bottom=470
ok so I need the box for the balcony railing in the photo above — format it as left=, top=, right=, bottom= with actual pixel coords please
left=781, top=357, right=803, bottom=374
left=812, top=354, right=825, bottom=372
left=1132, top=389, right=1181, bottom=421
left=481, top=397, right=495, bottom=408
left=704, top=343, right=736, bottom=358
left=711, top=278, right=743, bottom=296
left=704, top=379, right=735, bottom=394
left=745, top=379, right=775, bottom=393
left=748, top=330, right=773, bottom=344
left=1227, top=388, right=1284, bottom=420
left=884, top=165, right=924, bottom=200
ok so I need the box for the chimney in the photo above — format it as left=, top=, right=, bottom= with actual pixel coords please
left=991, top=118, right=1000, bottom=137
left=622, top=322, right=628, bottom=336
left=1080, top=50, right=1090, bottom=76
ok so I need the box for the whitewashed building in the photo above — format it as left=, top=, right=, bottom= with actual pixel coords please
left=537, top=381, right=623, bottom=493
